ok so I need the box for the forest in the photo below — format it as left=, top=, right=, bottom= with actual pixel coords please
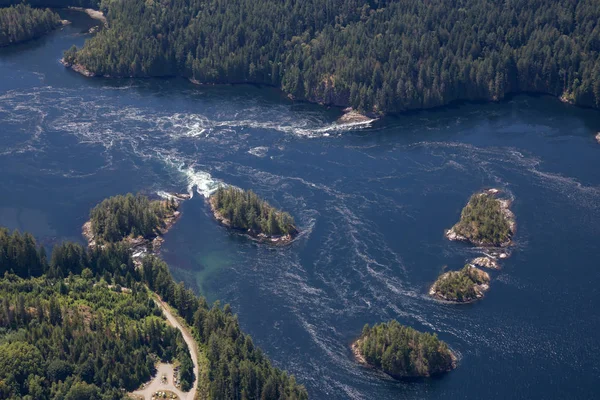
left=57, top=0, right=600, bottom=113
left=0, top=4, right=62, bottom=46
left=451, top=192, right=513, bottom=246
left=210, top=187, right=296, bottom=236
left=89, top=193, right=177, bottom=243
left=0, top=0, right=98, bottom=7
left=356, top=320, right=455, bottom=379
left=0, top=226, right=307, bottom=399
left=432, top=265, right=490, bottom=302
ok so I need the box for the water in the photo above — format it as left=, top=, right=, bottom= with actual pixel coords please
left=2, top=11, right=600, bottom=399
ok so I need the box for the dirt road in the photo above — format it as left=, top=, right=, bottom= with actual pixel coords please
left=131, top=297, right=200, bottom=400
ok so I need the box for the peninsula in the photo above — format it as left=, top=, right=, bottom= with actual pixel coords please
left=352, top=320, right=456, bottom=379
left=0, top=217, right=307, bottom=399
left=445, top=189, right=515, bottom=247
left=0, top=4, right=63, bottom=47
left=430, top=265, right=490, bottom=303
left=209, top=186, right=298, bottom=245
left=59, top=0, right=600, bottom=114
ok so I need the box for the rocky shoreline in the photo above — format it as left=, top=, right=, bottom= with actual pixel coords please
left=61, top=59, right=96, bottom=77
left=68, top=7, right=107, bottom=27
left=470, top=256, right=500, bottom=270
left=208, top=196, right=297, bottom=246
left=445, top=188, right=516, bottom=248
left=429, top=266, right=490, bottom=303
left=82, top=192, right=190, bottom=259
left=351, top=339, right=368, bottom=366
left=337, top=107, right=379, bottom=125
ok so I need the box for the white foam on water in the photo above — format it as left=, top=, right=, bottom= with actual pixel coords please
left=156, top=191, right=177, bottom=200
left=248, top=146, right=269, bottom=157
left=160, top=156, right=226, bottom=198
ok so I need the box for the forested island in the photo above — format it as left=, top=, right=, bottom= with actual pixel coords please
left=58, top=0, right=600, bottom=113
left=210, top=187, right=298, bottom=244
left=446, top=189, right=515, bottom=247
left=0, top=214, right=307, bottom=398
left=0, top=4, right=63, bottom=47
left=84, top=193, right=189, bottom=253
left=430, top=265, right=490, bottom=303
left=352, top=321, right=456, bottom=379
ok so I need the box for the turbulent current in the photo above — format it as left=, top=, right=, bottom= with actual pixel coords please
left=1, top=10, right=600, bottom=400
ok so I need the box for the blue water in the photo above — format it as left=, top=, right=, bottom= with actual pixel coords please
left=1, top=11, right=600, bottom=399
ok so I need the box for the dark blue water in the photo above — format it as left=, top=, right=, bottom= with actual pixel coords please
left=2, top=11, right=600, bottom=400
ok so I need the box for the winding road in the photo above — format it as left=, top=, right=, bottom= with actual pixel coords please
left=131, top=297, right=200, bottom=400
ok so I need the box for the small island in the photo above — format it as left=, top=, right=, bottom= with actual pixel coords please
left=429, top=265, right=490, bottom=303
left=83, top=192, right=189, bottom=254
left=470, top=256, right=499, bottom=270
left=0, top=4, right=64, bottom=47
left=337, top=107, right=378, bottom=125
left=209, top=186, right=298, bottom=245
left=352, top=320, right=456, bottom=379
left=446, top=189, right=515, bottom=247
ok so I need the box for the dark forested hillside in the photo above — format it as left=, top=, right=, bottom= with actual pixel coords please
left=0, top=4, right=62, bottom=46
left=0, top=227, right=308, bottom=399
left=0, top=0, right=99, bottom=8
left=64, top=0, right=600, bottom=112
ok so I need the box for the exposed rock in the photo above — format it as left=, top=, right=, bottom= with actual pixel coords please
left=61, top=58, right=96, bottom=77
left=445, top=188, right=516, bottom=248
left=444, top=228, right=467, bottom=242
left=68, top=7, right=107, bottom=27
left=560, top=92, right=575, bottom=105
left=470, top=256, right=499, bottom=270
left=430, top=265, right=490, bottom=303
left=337, top=107, right=378, bottom=125
left=351, top=339, right=368, bottom=366
left=82, top=192, right=188, bottom=261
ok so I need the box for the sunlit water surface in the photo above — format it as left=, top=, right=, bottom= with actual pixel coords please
left=1, top=11, right=600, bottom=399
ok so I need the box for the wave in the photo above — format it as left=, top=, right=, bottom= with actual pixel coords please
left=160, top=156, right=225, bottom=197
left=248, top=146, right=269, bottom=157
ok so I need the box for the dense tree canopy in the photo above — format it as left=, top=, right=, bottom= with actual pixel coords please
left=0, top=257, right=193, bottom=399
left=141, top=256, right=307, bottom=399
left=0, top=0, right=98, bottom=7
left=451, top=192, right=513, bottom=246
left=211, top=187, right=296, bottom=236
left=432, top=265, right=490, bottom=302
left=0, top=4, right=62, bottom=47
left=357, top=320, right=455, bottom=378
left=89, top=193, right=177, bottom=243
left=0, top=225, right=307, bottom=399
left=63, top=0, right=600, bottom=112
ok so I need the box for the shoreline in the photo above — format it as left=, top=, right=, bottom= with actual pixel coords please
left=208, top=196, right=297, bottom=246
left=429, top=267, right=490, bottom=303
left=351, top=339, right=369, bottom=366
left=337, top=107, right=379, bottom=125
left=61, top=59, right=96, bottom=77
left=67, top=7, right=107, bottom=27
left=54, top=66, right=598, bottom=119
left=351, top=337, right=457, bottom=378
left=445, top=188, right=516, bottom=248
left=82, top=192, right=190, bottom=258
